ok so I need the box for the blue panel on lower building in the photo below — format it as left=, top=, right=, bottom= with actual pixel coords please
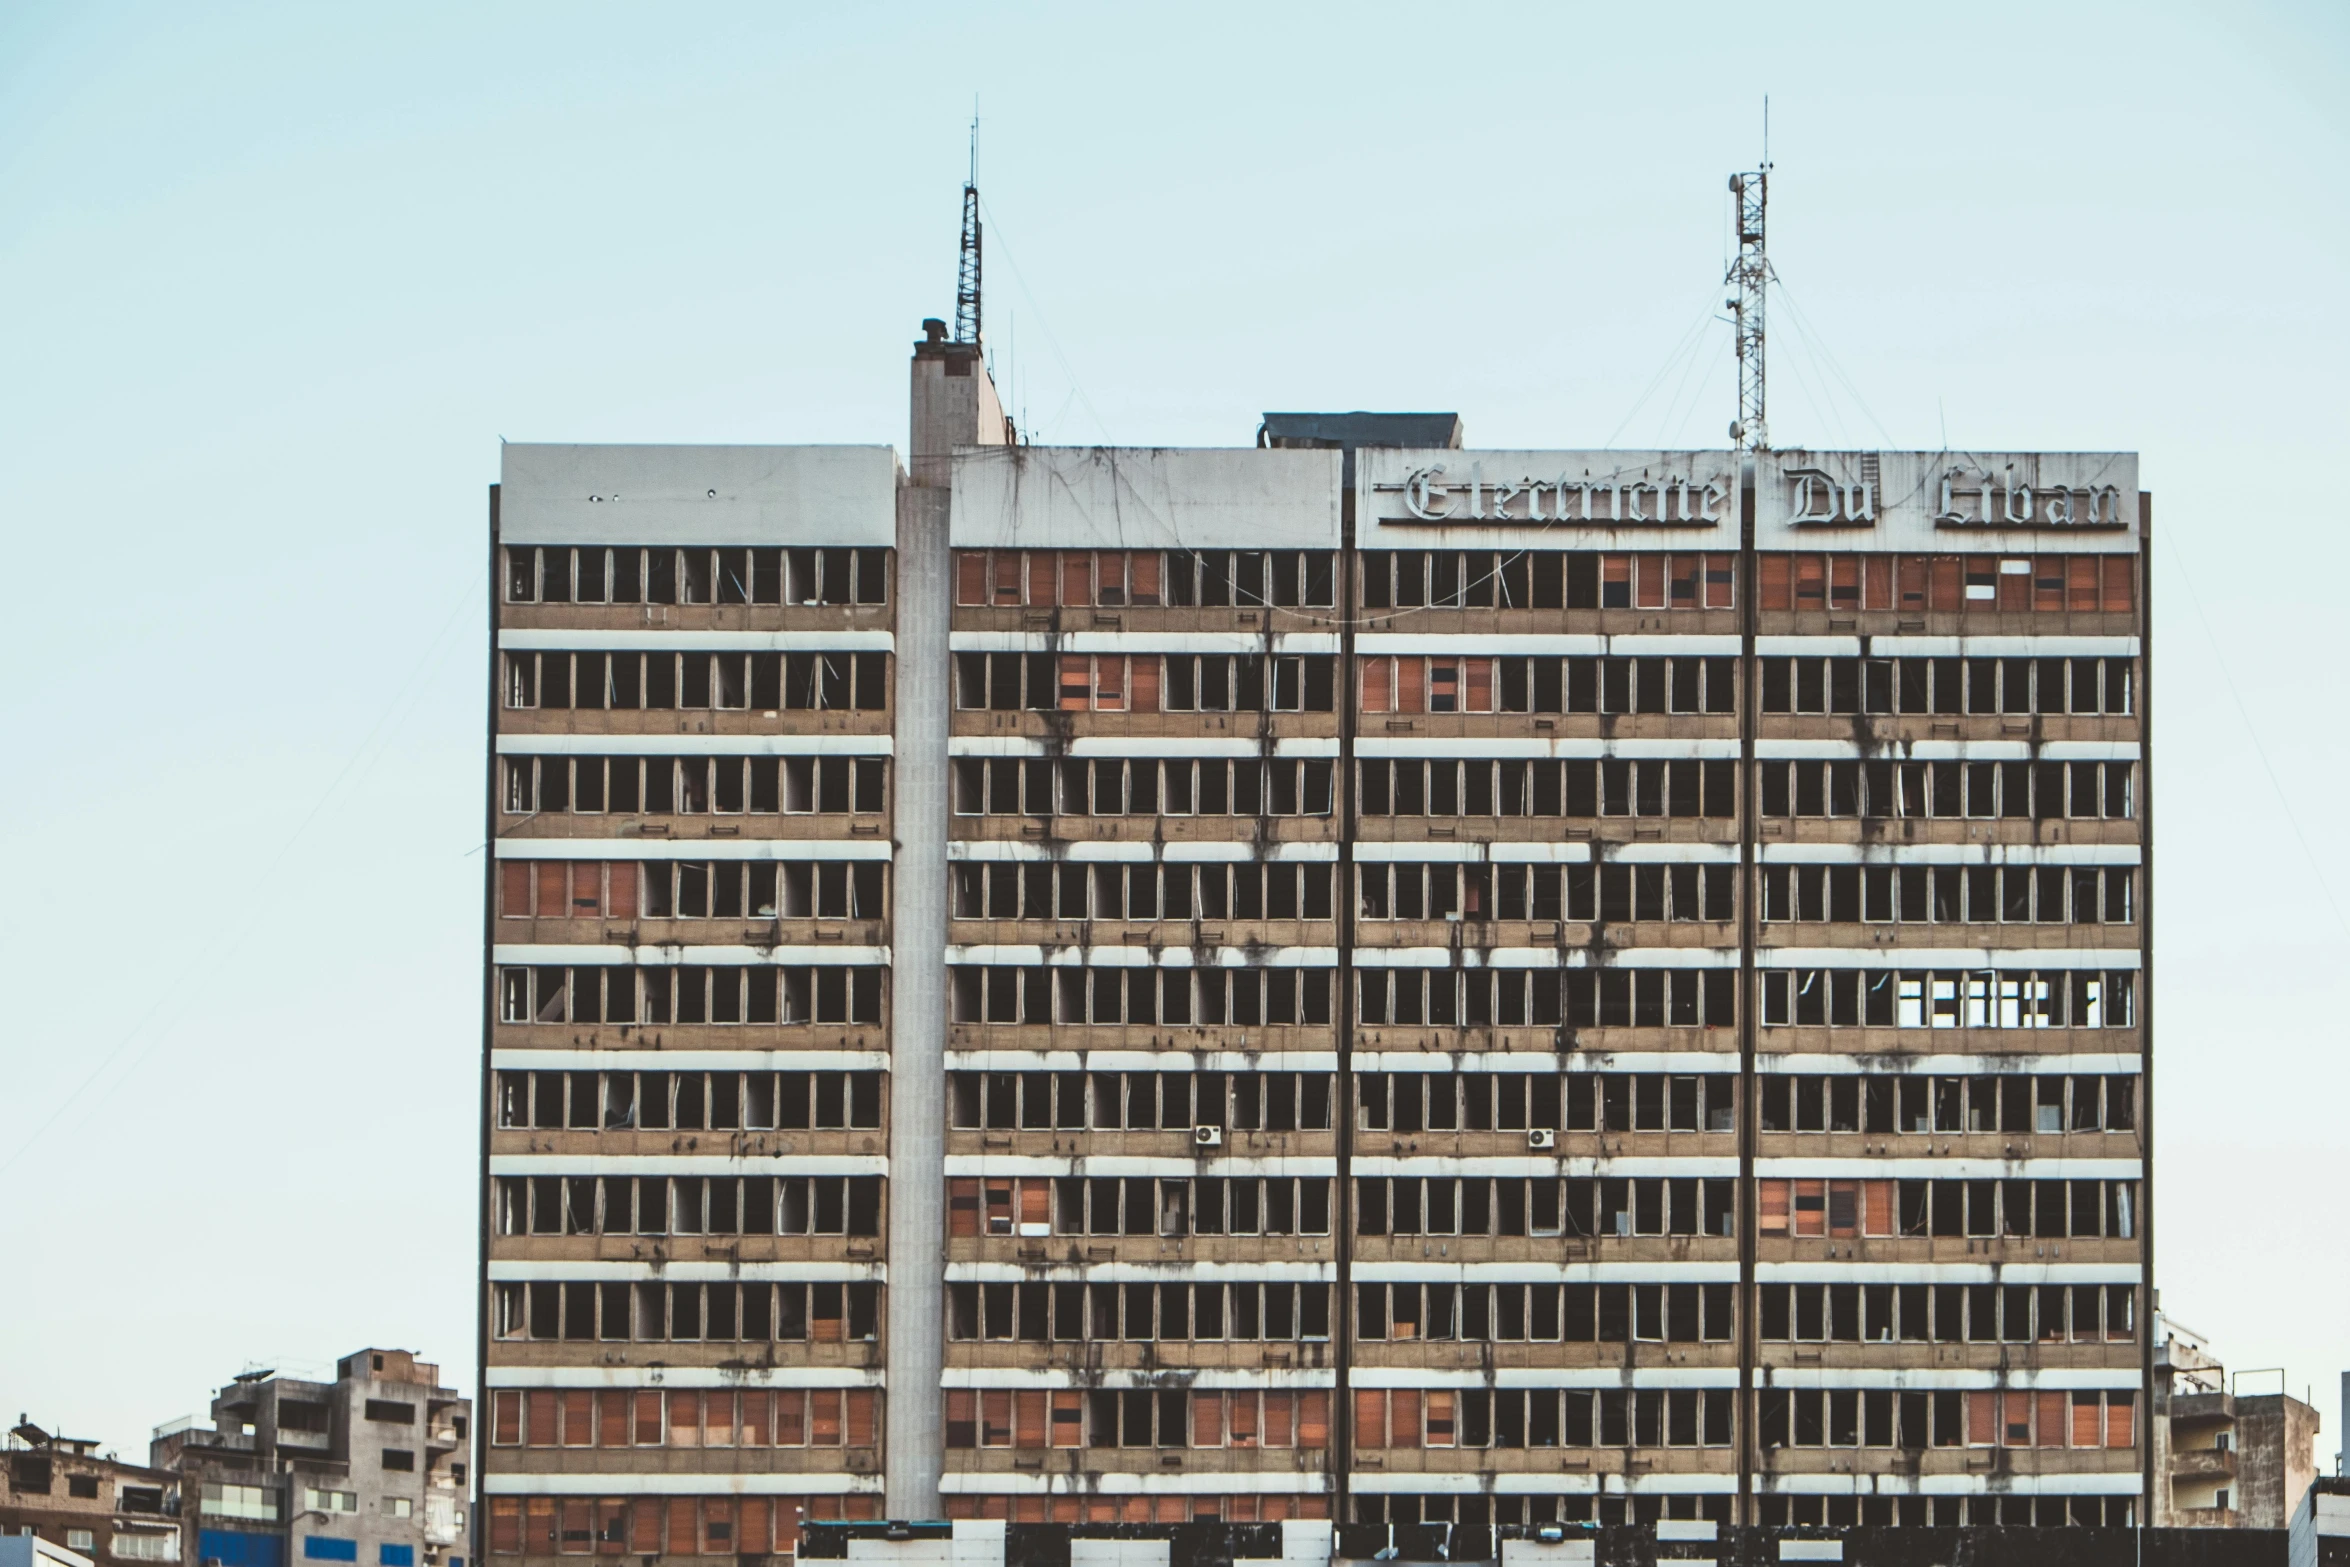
left=378, top=1548, right=413, bottom=1567
left=199, top=1531, right=285, bottom=1567
left=301, top=1539, right=356, bottom=1563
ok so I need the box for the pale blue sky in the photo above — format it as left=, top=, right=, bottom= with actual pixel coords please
left=3, top=1, right=2347, bottom=1459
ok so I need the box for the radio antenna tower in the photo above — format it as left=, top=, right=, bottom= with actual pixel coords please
left=1726, top=107, right=1770, bottom=450
left=954, top=114, right=982, bottom=345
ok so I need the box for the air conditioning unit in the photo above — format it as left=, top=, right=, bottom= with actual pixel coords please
left=1527, top=1128, right=1557, bottom=1150
left=1193, top=1125, right=1224, bottom=1148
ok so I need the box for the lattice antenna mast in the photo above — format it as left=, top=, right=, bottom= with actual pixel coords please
left=1726, top=165, right=1768, bottom=450
left=954, top=117, right=982, bottom=345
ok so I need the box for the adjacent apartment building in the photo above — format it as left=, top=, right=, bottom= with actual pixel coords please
left=150, top=1351, right=469, bottom=1567
left=481, top=324, right=2149, bottom=1553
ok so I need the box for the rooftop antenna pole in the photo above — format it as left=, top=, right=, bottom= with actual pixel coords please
left=1727, top=99, right=1770, bottom=451
left=954, top=109, right=982, bottom=345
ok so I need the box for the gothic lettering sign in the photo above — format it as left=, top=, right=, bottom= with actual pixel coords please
left=1368, top=456, right=1734, bottom=529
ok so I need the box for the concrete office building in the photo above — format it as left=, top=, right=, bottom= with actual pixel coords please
left=150, top=1351, right=469, bottom=1567
left=481, top=319, right=2149, bottom=1554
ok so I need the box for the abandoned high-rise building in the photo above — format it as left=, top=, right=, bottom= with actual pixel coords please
left=481, top=306, right=2150, bottom=1552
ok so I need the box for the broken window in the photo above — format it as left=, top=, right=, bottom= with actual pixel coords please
left=505, top=546, right=887, bottom=606
left=1757, top=968, right=2135, bottom=1030
left=1756, top=554, right=2135, bottom=618
left=493, top=1280, right=878, bottom=1344
left=504, top=755, right=885, bottom=818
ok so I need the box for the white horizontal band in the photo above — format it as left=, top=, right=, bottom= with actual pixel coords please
left=1350, top=1156, right=1738, bottom=1178
left=1355, top=635, right=1741, bottom=656
left=1755, top=1263, right=2139, bottom=1285
left=1754, top=1157, right=2140, bottom=1178
left=949, top=840, right=1338, bottom=862
left=1756, top=947, right=2136, bottom=970
left=500, top=630, right=895, bottom=652
left=493, top=1049, right=890, bottom=1071
left=1757, top=1369, right=2140, bottom=1391
left=483, top=1366, right=883, bottom=1388
left=942, top=1155, right=1333, bottom=1178
left=495, top=838, right=893, bottom=861
left=949, top=737, right=1339, bottom=758
left=943, top=1050, right=1337, bottom=1072
left=937, top=1474, right=1325, bottom=1496
left=491, top=1154, right=888, bottom=1176
left=949, top=632, right=1338, bottom=654
left=1757, top=843, right=2139, bottom=865
left=497, top=733, right=892, bottom=756
left=487, top=1261, right=880, bottom=1282
left=1756, top=740, right=2137, bottom=761
left=1356, top=738, right=1739, bottom=759
left=940, top=1368, right=1333, bottom=1390
left=944, top=1262, right=1334, bottom=1283
left=1349, top=1263, right=1740, bottom=1284
left=494, top=944, right=889, bottom=966
left=1349, top=1368, right=1738, bottom=1389
left=483, top=1473, right=880, bottom=1496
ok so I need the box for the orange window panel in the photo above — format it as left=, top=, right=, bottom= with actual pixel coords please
left=664, top=1501, right=696, bottom=1557
left=738, top=1500, right=770, bottom=1555
left=1130, top=658, right=1159, bottom=714
left=1465, top=658, right=1494, bottom=713
left=1298, top=1392, right=1329, bottom=1446
left=1014, top=1390, right=1047, bottom=1450
left=1050, top=1391, right=1084, bottom=1448
left=984, top=1179, right=1014, bottom=1234
left=668, top=1390, right=700, bottom=1448
left=1898, top=556, right=1930, bottom=609
left=993, top=553, right=1023, bottom=606
left=623, top=1501, right=658, bottom=1555
left=1634, top=555, right=1666, bottom=609
left=1131, top=552, right=1162, bottom=606
left=1097, top=551, right=1127, bottom=606
left=979, top=1390, right=1011, bottom=1448
left=2037, top=1391, right=2067, bottom=1448
left=1397, top=658, right=1426, bottom=714
left=1360, top=657, right=1392, bottom=713
left=1705, top=553, right=1737, bottom=609
left=1192, top=1392, right=1222, bottom=1448
left=2107, top=1394, right=2136, bottom=1449
left=1427, top=663, right=1458, bottom=712
left=561, top=1390, right=593, bottom=1447
left=1759, top=1180, right=1789, bottom=1234
left=572, top=863, right=601, bottom=917
left=1094, top=657, right=1126, bottom=711
left=847, top=1389, right=877, bottom=1448
left=1862, top=556, right=1893, bottom=610
left=1997, top=559, right=2031, bottom=611
left=706, top=1391, right=737, bottom=1448
left=489, top=1498, right=521, bottom=1555
left=2103, top=556, right=2135, bottom=613
left=2067, top=557, right=2100, bottom=612
left=701, top=1499, right=734, bottom=1556
left=956, top=553, right=987, bottom=606
left=537, top=863, right=567, bottom=920
left=491, top=1390, right=521, bottom=1446
left=1018, top=1180, right=1049, bottom=1227
left=500, top=862, right=531, bottom=918
left=1793, top=554, right=1827, bottom=609
left=592, top=1500, right=625, bottom=1555
left=2002, top=1393, right=2032, bottom=1447
left=1669, top=555, right=1700, bottom=609
left=525, top=1499, right=556, bottom=1554
left=772, top=1501, right=806, bottom=1557
left=1026, top=552, right=1056, bottom=607
left=1263, top=1391, right=1294, bottom=1448
left=1602, top=554, right=1633, bottom=604
left=1863, top=1180, right=1894, bottom=1238
left=2034, top=556, right=2066, bottom=610
left=1425, top=1390, right=1455, bottom=1448
left=1227, top=1393, right=1258, bottom=1448
left=1829, top=556, right=1861, bottom=609
left=948, top=1178, right=979, bottom=1238
left=1061, top=553, right=1093, bottom=608
left=1930, top=557, right=1962, bottom=612
left=1389, top=1390, right=1421, bottom=1449
left=556, top=1499, right=590, bottom=1555
left=632, top=1390, right=662, bottom=1446
left=1968, top=1391, right=1997, bottom=1446
left=607, top=862, right=636, bottom=919
left=1792, top=1179, right=1826, bottom=1237
left=525, top=1390, right=556, bottom=1448
left=1354, top=1390, right=1387, bottom=1450
left=1759, top=555, right=1792, bottom=611
left=1059, top=655, right=1091, bottom=712
left=741, top=1390, right=771, bottom=1448
left=2071, top=1394, right=2102, bottom=1449
left=812, top=1389, right=845, bottom=1446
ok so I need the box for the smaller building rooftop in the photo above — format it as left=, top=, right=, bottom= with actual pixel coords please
left=1257, top=412, right=1463, bottom=450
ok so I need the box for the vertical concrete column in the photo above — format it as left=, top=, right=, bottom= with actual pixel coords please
left=886, top=481, right=952, bottom=1517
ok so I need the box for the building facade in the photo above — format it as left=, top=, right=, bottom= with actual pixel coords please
left=2152, top=1310, right=2320, bottom=1528
left=3, top=1423, right=179, bottom=1567
left=480, top=330, right=2150, bottom=1554
left=149, top=1351, right=468, bottom=1567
